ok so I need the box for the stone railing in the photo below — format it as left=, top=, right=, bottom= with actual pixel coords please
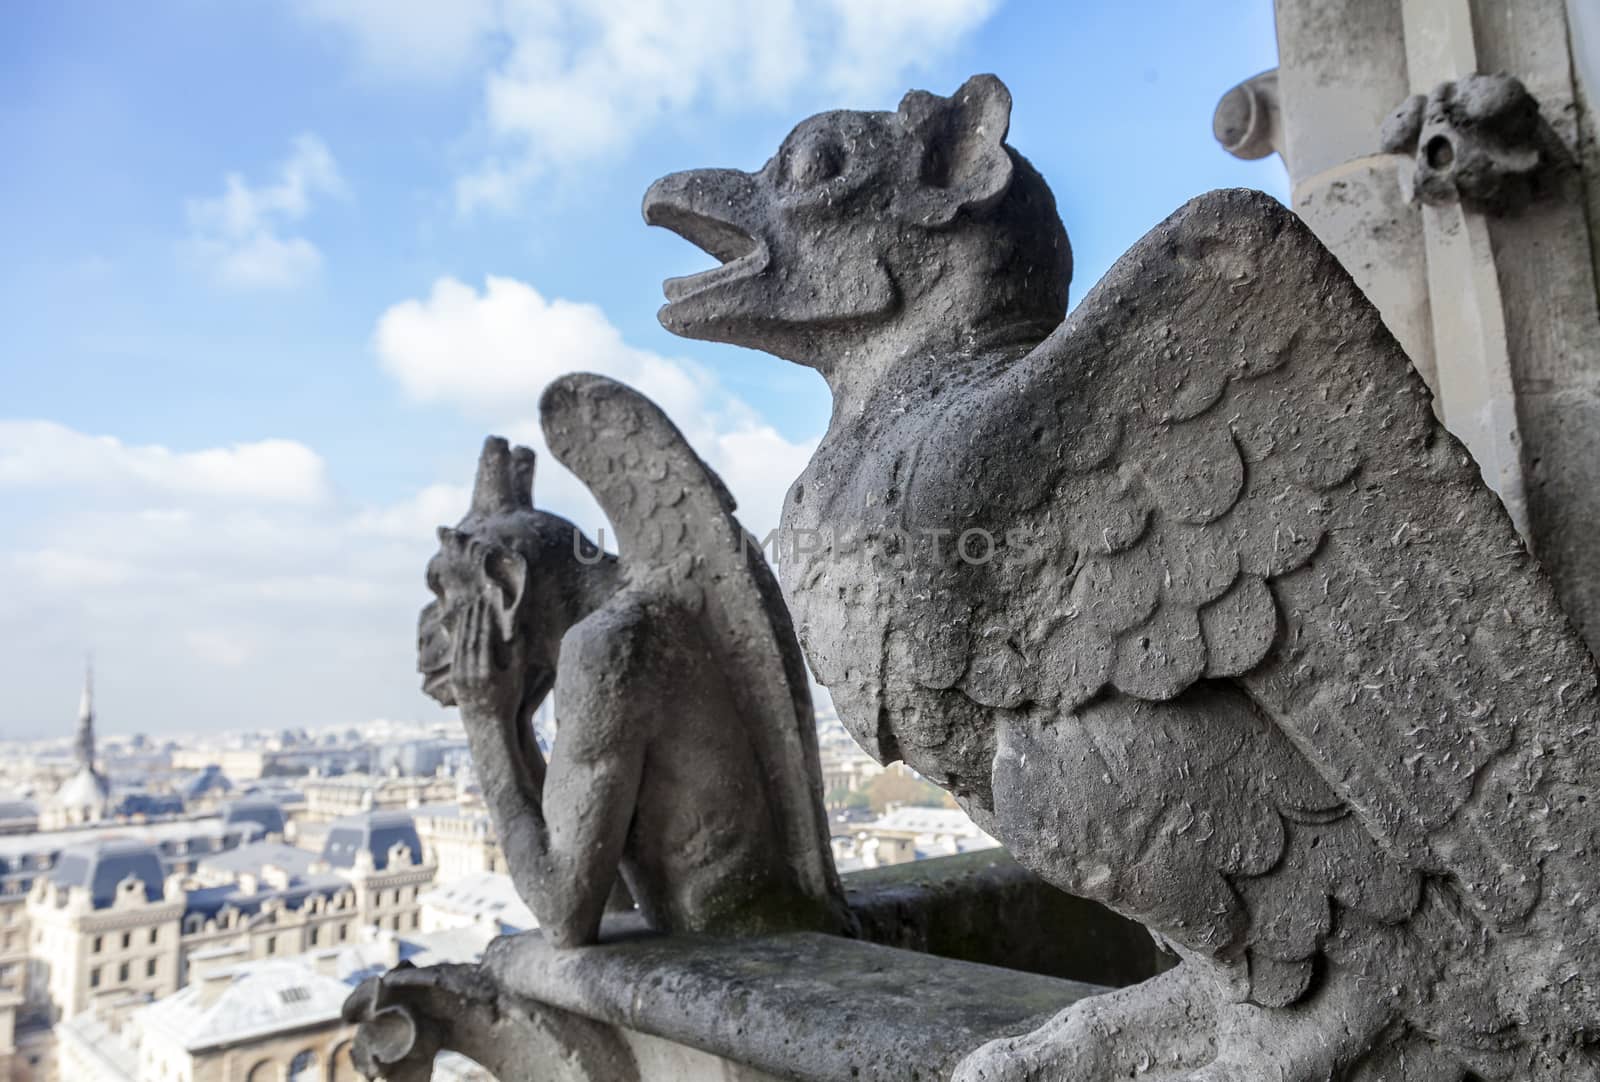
left=343, top=851, right=1168, bottom=1081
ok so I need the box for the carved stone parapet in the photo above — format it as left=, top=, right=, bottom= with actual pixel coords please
left=342, top=959, right=642, bottom=1082
left=345, top=919, right=1107, bottom=1082
left=341, top=853, right=1170, bottom=1081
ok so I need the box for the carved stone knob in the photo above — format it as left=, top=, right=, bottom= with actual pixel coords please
left=343, top=970, right=440, bottom=1082
left=1379, top=73, right=1559, bottom=213
left=1213, top=70, right=1281, bottom=162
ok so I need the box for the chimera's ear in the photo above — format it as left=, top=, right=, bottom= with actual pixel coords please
left=897, top=74, right=1015, bottom=227
left=481, top=549, right=529, bottom=641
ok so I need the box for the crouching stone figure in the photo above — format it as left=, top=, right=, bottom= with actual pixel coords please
left=416, top=372, right=851, bottom=947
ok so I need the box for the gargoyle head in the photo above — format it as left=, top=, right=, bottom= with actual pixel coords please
left=644, top=74, right=1072, bottom=387
left=419, top=437, right=612, bottom=707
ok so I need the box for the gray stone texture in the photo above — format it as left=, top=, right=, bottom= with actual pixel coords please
left=1380, top=74, right=1567, bottom=213
left=416, top=377, right=849, bottom=948
left=487, top=922, right=1105, bottom=1082
left=649, top=72, right=1600, bottom=1080
left=842, top=850, right=1171, bottom=990
left=1231, top=0, right=1600, bottom=665
left=344, top=852, right=1168, bottom=1081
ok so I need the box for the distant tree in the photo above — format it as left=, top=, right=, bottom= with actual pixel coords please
left=862, top=765, right=955, bottom=813
left=824, top=786, right=873, bottom=812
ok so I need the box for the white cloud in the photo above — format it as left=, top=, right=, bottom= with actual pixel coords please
left=0, top=426, right=465, bottom=737
left=350, top=483, right=473, bottom=541
left=186, top=134, right=345, bottom=289
left=293, top=0, right=499, bottom=81
left=0, top=421, right=331, bottom=505
left=289, top=0, right=999, bottom=211
left=373, top=275, right=813, bottom=540
left=0, top=287, right=817, bottom=736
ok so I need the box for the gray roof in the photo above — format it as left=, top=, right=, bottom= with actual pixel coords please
left=49, top=839, right=165, bottom=907
left=397, top=925, right=497, bottom=968
left=0, top=817, right=263, bottom=898
left=179, top=766, right=233, bottom=800
left=136, top=957, right=356, bottom=1050
left=418, top=871, right=536, bottom=931
left=184, top=872, right=348, bottom=920
left=220, top=799, right=286, bottom=836
left=195, top=840, right=315, bottom=880
left=321, top=810, right=421, bottom=871
left=53, top=765, right=111, bottom=809
left=0, top=800, right=37, bottom=821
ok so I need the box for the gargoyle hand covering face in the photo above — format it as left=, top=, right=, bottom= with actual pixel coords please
left=418, top=438, right=598, bottom=712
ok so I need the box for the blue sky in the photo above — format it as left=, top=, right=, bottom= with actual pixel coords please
left=0, top=1, right=1286, bottom=738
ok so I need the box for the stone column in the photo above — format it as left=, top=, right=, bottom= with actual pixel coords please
left=1398, top=0, right=1529, bottom=534
left=1270, top=0, right=1439, bottom=387
left=1406, top=0, right=1600, bottom=652
left=1219, top=0, right=1600, bottom=655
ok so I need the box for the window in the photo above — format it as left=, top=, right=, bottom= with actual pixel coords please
left=149, top=928, right=159, bottom=945
left=92, top=935, right=102, bottom=953
left=146, top=958, right=156, bottom=978
left=118, top=962, right=129, bottom=982
left=288, top=1049, right=318, bottom=1082
left=308, top=927, right=319, bottom=946
left=265, top=936, right=276, bottom=955
left=410, top=912, right=419, bottom=930
left=121, top=932, right=131, bottom=950
left=90, top=967, right=100, bottom=988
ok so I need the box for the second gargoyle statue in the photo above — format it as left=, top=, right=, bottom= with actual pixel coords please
left=646, top=74, right=1600, bottom=1081
left=418, top=375, right=849, bottom=949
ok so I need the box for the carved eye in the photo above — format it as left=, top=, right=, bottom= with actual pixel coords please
left=788, top=137, right=843, bottom=189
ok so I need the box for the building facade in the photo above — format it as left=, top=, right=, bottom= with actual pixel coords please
left=0, top=809, right=436, bottom=1082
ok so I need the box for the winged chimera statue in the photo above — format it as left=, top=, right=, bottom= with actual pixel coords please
left=417, top=374, right=849, bottom=948
left=645, top=74, right=1600, bottom=1080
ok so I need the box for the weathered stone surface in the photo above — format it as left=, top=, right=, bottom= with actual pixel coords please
left=1380, top=73, right=1569, bottom=213
left=1212, top=70, right=1282, bottom=162
left=843, top=850, right=1170, bottom=990
left=649, top=72, right=1600, bottom=1080
left=345, top=854, right=1154, bottom=1082
left=343, top=962, right=642, bottom=1082
left=418, top=376, right=849, bottom=948
left=484, top=922, right=1104, bottom=1082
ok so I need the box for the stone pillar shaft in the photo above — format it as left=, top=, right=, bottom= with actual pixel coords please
left=1257, top=0, right=1600, bottom=653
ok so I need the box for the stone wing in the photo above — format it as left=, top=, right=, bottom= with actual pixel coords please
left=539, top=373, right=849, bottom=929
left=940, top=189, right=1598, bottom=932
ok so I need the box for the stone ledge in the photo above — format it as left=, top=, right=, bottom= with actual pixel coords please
left=482, top=926, right=1104, bottom=1082
left=843, top=849, right=1170, bottom=987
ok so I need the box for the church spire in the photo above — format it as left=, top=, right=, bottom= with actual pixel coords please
left=75, top=657, right=95, bottom=770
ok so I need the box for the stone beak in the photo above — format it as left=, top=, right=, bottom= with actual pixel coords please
left=643, top=168, right=771, bottom=337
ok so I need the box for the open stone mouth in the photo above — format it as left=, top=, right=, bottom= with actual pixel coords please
left=654, top=209, right=768, bottom=303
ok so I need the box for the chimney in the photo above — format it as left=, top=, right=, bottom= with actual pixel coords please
left=310, top=949, right=341, bottom=979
